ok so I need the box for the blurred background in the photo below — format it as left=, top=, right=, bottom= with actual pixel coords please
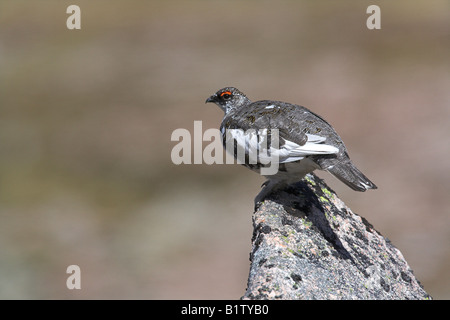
left=0, top=0, right=449, bottom=299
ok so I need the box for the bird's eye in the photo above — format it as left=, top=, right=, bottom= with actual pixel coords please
left=220, top=91, right=232, bottom=101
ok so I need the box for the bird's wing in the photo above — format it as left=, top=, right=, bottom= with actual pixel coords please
left=223, top=129, right=338, bottom=164
left=222, top=101, right=339, bottom=164
left=275, top=134, right=339, bottom=163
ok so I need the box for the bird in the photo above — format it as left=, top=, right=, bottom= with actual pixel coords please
left=205, top=87, right=377, bottom=204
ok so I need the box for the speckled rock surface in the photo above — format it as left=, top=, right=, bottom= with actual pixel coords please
left=242, top=173, right=431, bottom=300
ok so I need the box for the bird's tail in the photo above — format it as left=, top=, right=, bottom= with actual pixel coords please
left=327, top=160, right=377, bottom=192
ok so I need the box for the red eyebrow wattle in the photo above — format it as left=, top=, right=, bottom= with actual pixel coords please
left=220, top=91, right=232, bottom=97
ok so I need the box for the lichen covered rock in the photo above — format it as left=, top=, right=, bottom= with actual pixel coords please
left=243, top=173, right=431, bottom=300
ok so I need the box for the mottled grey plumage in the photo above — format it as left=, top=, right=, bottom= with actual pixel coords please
left=206, top=87, right=377, bottom=203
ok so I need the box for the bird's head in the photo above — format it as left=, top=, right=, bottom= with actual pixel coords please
left=205, top=87, right=251, bottom=114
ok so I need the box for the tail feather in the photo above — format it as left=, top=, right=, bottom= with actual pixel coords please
left=327, top=161, right=377, bottom=192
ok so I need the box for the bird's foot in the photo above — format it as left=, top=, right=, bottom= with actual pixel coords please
left=254, top=180, right=283, bottom=211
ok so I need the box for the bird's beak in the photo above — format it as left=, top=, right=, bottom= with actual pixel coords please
left=205, top=95, right=216, bottom=104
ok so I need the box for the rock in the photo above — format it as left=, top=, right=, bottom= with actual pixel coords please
left=242, top=173, right=431, bottom=300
